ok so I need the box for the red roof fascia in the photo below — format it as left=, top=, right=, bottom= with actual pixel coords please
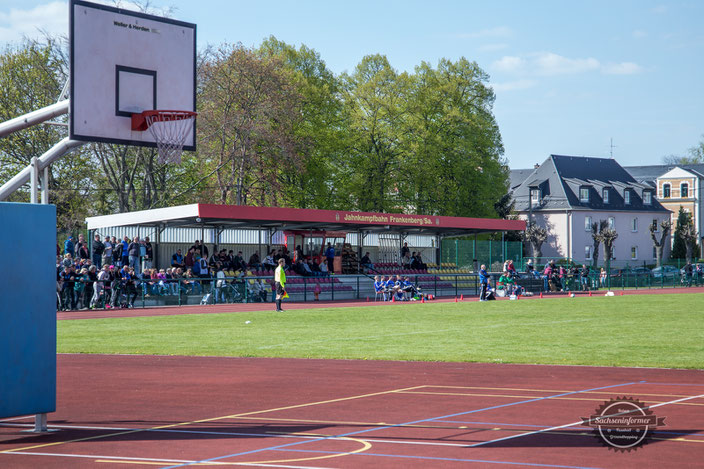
left=196, top=204, right=525, bottom=231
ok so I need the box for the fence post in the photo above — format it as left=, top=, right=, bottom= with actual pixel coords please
left=303, top=277, right=307, bottom=302
left=489, top=240, right=492, bottom=268
left=455, top=239, right=458, bottom=267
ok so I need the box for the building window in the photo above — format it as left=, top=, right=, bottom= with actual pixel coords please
left=652, top=219, right=658, bottom=231
left=585, top=216, right=592, bottom=231
left=632, top=218, right=638, bottom=232
left=624, top=190, right=631, bottom=205
left=530, top=188, right=541, bottom=204
left=631, top=246, right=638, bottom=260
left=608, top=217, right=615, bottom=229
left=602, top=188, right=609, bottom=203
left=585, top=246, right=592, bottom=260
left=580, top=187, right=589, bottom=203
left=663, top=183, right=671, bottom=198
left=643, top=191, right=652, bottom=204
left=681, top=183, right=689, bottom=198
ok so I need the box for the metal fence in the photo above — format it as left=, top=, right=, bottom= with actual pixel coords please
left=442, top=240, right=523, bottom=270
left=56, top=269, right=704, bottom=312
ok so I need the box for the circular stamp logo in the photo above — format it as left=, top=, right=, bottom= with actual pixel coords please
left=582, top=397, right=666, bottom=452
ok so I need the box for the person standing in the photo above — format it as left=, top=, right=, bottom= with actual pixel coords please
left=580, top=264, right=590, bottom=291
left=274, top=258, right=287, bottom=312
left=91, top=234, right=104, bottom=268
left=102, top=236, right=113, bottom=267
left=142, top=236, right=153, bottom=272
left=120, top=236, right=129, bottom=268
left=128, top=236, right=141, bottom=274
left=325, top=242, right=335, bottom=273
left=479, top=264, right=490, bottom=301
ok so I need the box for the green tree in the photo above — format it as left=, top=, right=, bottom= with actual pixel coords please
left=340, top=55, right=409, bottom=212
left=197, top=43, right=304, bottom=206
left=671, top=206, right=698, bottom=261
left=662, top=134, right=704, bottom=164
left=0, top=38, right=98, bottom=232
left=402, top=58, right=506, bottom=217
left=650, top=220, right=672, bottom=267
left=257, top=36, right=347, bottom=209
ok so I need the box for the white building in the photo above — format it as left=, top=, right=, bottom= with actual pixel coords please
left=510, top=155, right=671, bottom=266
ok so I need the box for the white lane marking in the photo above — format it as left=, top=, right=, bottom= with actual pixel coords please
left=2, top=451, right=335, bottom=468
left=468, top=393, right=704, bottom=447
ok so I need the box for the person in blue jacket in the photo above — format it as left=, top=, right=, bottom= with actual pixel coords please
left=64, top=235, right=75, bottom=257
left=325, top=242, right=336, bottom=273
left=478, top=264, right=490, bottom=301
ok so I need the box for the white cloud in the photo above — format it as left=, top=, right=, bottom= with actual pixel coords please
left=533, top=52, right=600, bottom=76
left=492, top=55, right=526, bottom=73
left=652, top=5, right=668, bottom=14
left=456, top=26, right=513, bottom=40
left=489, top=79, right=537, bottom=92
left=602, top=62, right=644, bottom=75
left=491, top=52, right=643, bottom=77
left=477, top=43, right=509, bottom=52
left=632, top=29, right=647, bottom=39
left=0, top=1, right=67, bottom=44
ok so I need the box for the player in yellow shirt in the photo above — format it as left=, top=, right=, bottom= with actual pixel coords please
left=274, top=258, right=287, bottom=312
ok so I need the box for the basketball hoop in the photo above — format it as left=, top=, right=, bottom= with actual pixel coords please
left=131, top=110, right=197, bottom=164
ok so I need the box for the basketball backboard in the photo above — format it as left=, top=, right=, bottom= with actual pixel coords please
left=69, top=0, right=196, bottom=150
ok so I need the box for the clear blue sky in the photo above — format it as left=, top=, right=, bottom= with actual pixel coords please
left=2, top=0, right=703, bottom=169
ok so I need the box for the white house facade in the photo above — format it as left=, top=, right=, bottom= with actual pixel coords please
left=511, top=155, right=671, bottom=267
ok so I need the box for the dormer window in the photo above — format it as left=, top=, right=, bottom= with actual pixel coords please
left=624, top=189, right=631, bottom=205
left=602, top=188, right=609, bottom=203
left=681, top=183, right=689, bottom=198
left=643, top=191, right=652, bottom=205
left=579, top=187, right=589, bottom=203
left=530, top=188, right=541, bottom=204
left=663, top=183, right=671, bottom=198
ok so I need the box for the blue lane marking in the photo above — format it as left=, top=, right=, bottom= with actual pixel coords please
left=435, top=420, right=704, bottom=437
left=273, top=447, right=600, bottom=469
left=639, top=382, right=704, bottom=387
left=160, top=380, right=641, bottom=469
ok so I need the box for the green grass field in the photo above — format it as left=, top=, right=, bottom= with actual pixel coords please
left=57, top=294, right=704, bottom=369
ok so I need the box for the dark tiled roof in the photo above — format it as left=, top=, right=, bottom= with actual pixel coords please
left=509, top=168, right=536, bottom=190
left=624, top=164, right=704, bottom=185
left=511, top=155, right=669, bottom=213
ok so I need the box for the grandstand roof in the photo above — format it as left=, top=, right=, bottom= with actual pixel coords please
left=86, top=203, right=525, bottom=237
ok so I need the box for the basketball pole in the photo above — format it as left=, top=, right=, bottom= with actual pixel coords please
left=0, top=137, right=84, bottom=201
left=0, top=100, right=69, bottom=138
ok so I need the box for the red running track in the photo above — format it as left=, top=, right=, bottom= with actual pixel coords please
left=1, top=355, right=703, bottom=468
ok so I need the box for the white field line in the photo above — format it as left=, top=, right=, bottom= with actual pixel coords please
left=468, top=393, right=704, bottom=447
left=2, top=451, right=334, bottom=468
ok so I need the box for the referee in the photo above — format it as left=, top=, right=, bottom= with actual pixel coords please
left=274, top=258, right=287, bottom=312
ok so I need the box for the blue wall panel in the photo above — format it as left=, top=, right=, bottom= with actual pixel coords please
left=0, top=202, right=56, bottom=418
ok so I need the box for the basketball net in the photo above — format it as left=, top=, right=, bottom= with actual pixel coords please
left=140, top=111, right=196, bottom=164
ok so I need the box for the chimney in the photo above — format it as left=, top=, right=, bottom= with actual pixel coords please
left=534, top=163, right=540, bottom=169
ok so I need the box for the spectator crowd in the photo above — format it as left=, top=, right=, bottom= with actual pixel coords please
left=57, top=235, right=274, bottom=310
